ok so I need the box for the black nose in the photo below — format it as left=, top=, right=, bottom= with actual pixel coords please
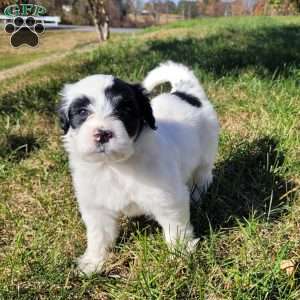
left=94, top=129, right=113, bottom=144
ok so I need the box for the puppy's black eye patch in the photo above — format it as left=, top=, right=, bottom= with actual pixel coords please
left=78, top=108, right=89, bottom=117
left=68, top=96, right=91, bottom=129
left=105, top=79, right=140, bottom=138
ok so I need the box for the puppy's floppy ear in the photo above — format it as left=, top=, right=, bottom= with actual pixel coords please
left=131, top=84, right=156, bottom=130
left=58, top=84, right=71, bottom=134
left=58, top=107, right=70, bottom=134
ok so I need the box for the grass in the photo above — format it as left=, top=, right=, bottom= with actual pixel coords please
left=0, top=30, right=99, bottom=71
left=0, top=16, right=299, bottom=299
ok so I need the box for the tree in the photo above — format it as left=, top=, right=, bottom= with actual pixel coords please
left=115, top=0, right=132, bottom=23
left=166, top=0, right=177, bottom=13
left=271, top=0, right=300, bottom=12
left=87, top=0, right=109, bottom=42
left=177, top=0, right=199, bottom=18
left=109, top=0, right=135, bottom=26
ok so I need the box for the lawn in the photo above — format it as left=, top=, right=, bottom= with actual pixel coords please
left=0, top=30, right=99, bottom=71
left=0, top=16, right=299, bottom=299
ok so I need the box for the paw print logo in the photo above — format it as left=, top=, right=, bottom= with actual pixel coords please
left=5, top=16, right=45, bottom=48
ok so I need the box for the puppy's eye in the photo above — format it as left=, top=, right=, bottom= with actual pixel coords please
left=79, top=109, right=89, bottom=117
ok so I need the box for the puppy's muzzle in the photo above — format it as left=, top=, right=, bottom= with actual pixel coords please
left=93, top=129, right=114, bottom=145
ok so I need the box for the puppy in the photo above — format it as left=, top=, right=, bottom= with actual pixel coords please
left=58, top=61, right=219, bottom=274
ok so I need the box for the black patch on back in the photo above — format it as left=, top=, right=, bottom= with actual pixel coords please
left=68, top=96, right=91, bottom=130
left=105, top=78, right=156, bottom=139
left=172, top=91, right=201, bottom=108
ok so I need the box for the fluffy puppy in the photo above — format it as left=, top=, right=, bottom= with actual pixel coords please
left=58, top=61, right=219, bottom=275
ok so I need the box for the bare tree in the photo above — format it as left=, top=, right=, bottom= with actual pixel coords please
left=87, top=0, right=109, bottom=42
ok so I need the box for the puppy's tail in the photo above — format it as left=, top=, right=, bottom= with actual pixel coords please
left=143, top=61, right=207, bottom=101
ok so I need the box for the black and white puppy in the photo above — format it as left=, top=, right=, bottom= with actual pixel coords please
left=59, top=61, right=219, bottom=274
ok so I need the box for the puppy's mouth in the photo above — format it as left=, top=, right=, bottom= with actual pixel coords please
left=95, top=143, right=107, bottom=154
left=81, top=143, right=132, bottom=163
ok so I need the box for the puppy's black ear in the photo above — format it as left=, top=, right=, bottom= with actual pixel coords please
left=58, top=107, right=70, bottom=134
left=131, top=84, right=156, bottom=130
left=58, top=85, right=72, bottom=134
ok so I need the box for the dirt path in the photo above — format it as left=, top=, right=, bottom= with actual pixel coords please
left=0, top=43, right=99, bottom=82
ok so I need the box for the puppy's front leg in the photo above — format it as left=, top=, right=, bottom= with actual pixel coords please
left=78, top=208, right=118, bottom=275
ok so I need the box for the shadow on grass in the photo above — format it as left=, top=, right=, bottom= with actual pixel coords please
left=140, top=25, right=300, bottom=78
left=122, top=137, right=296, bottom=240
left=0, top=134, right=40, bottom=162
left=191, top=136, right=295, bottom=235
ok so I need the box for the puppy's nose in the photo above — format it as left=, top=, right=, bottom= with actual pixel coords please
left=93, top=129, right=113, bottom=144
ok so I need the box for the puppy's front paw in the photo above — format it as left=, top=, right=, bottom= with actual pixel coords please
left=77, top=254, right=104, bottom=275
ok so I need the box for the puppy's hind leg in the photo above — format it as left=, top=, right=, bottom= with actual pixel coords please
left=147, top=188, right=198, bottom=252
left=196, top=165, right=213, bottom=192
left=191, top=165, right=213, bottom=202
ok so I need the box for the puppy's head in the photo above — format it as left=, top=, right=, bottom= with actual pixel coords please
left=58, top=75, right=156, bottom=163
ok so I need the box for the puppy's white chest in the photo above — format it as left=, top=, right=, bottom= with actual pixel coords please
left=95, top=169, right=127, bottom=209
left=74, top=166, right=131, bottom=211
